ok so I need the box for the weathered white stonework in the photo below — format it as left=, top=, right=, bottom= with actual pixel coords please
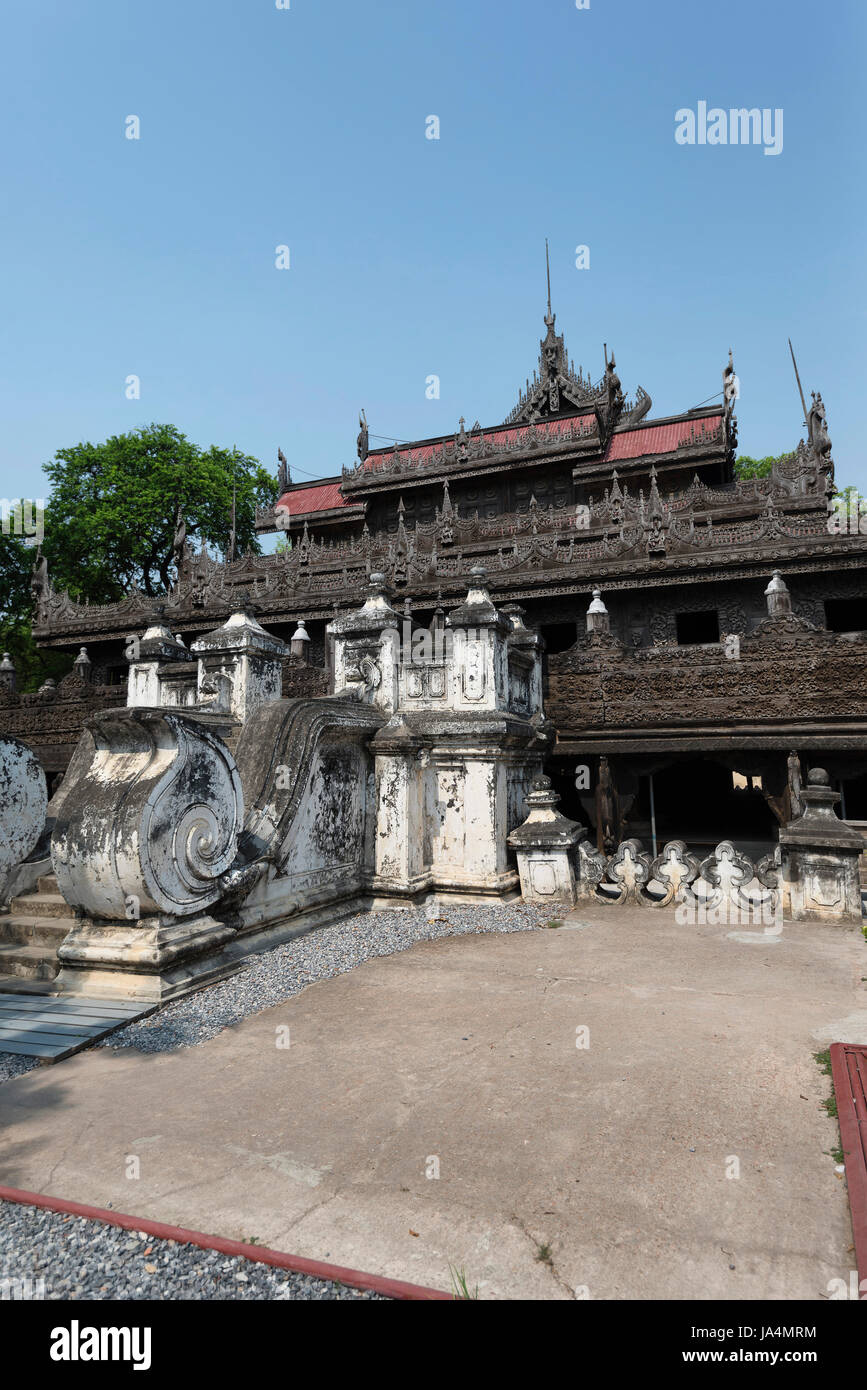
left=0, top=737, right=48, bottom=906
left=50, top=707, right=244, bottom=999
left=779, top=768, right=864, bottom=924
left=368, top=567, right=550, bottom=901
left=46, top=568, right=551, bottom=997
left=507, top=776, right=586, bottom=905
left=127, top=622, right=194, bottom=708
left=192, top=609, right=286, bottom=724
left=328, top=573, right=401, bottom=715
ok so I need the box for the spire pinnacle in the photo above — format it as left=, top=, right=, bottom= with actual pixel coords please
left=545, top=238, right=553, bottom=325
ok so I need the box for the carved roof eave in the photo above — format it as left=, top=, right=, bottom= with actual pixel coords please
left=574, top=438, right=728, bottom=481
left=33, top=531, right=867, bottom=649
left=256, top=499, right=366, bottom=534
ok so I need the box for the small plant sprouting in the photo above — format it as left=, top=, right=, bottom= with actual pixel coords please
left=814, top=1050, right=844, bottom=1160
left=448, top=1264, right=479, bottom=1300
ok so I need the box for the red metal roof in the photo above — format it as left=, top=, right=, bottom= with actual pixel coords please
left=363, top=413, right=598, bottom=472
left=275, top=481, right=348, bottom=516
left=275, top=411, right=721, bottom=518
left=605, top=416, right=723, bottom=462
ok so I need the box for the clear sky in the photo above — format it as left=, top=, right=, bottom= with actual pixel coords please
left=1, top=0, right=864, bottom=511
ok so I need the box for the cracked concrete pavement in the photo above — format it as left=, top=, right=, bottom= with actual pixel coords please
left=1, top=905, right=865, bottom=1299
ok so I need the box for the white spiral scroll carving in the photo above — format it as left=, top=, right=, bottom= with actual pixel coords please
left=52, top=709, right=244, bottom=921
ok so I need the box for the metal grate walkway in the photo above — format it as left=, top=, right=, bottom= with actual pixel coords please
left=0, top=993, right=155, bottom=1062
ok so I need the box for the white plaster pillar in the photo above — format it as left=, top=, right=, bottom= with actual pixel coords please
left=192, top=608, right=287, bottom=724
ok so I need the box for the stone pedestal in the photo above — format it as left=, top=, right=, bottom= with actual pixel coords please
left=127, top=621, right=192, bottom=707
left=192, top=609, right=286, bottom=724
left=508, top=776, right=587, bottom=906
left=328, top=572, right=401, bottom=715
left=444, top=566, right=510, bottom=710
left=779, top=768, right=864, bottom=925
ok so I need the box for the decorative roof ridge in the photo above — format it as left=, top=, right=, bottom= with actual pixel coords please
left=361, top=408, right=599, bottom=461
left=277, top=474, right=343, bottom=493
left=609, top=405, right=725, bottom=435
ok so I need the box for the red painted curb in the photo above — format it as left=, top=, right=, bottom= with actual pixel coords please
left=830, top=1043, right=867, bottom=1291
left=0, top=1185, right=453, bottom=1301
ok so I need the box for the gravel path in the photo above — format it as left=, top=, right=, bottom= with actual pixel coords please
left=0, top=1200, right=388, bottom=1300
left=0, top=902, right=549, bottom=1084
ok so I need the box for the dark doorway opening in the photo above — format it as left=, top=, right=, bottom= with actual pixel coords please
left=643, top=758, right=776, bottom=857
left=675, top=610, right=719, bottom=645
left=840, top=770, right=867, bottom=821
left=824, top=597, right=867, bottom=633
left=545, top=758, right=592, bottom=832
left=541, top=623, right=578, bottom=655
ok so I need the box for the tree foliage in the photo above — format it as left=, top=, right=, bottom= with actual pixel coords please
left=733, top=454, right=779, bottom=479
left=41, top=423, right=277, bottom=602
left=0, top=531, right=70, bottom=691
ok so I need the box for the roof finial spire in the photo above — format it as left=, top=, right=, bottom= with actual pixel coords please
left=545, top=238, right=553, bottom=323
left=788, top=337, right=809, bottom=430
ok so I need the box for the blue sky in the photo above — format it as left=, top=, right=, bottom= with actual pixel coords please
left=1, top=0, right=864, bottom=511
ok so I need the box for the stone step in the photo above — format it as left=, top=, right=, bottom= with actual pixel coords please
left=37, top=874, right=59, bottom=895
left=0, top=944, right=60, bottom=981
left=0, top=974, right=58, bottom=997
left=9, top=893, right=73, bottom=919
left=0, top=915, right=72, bottom=947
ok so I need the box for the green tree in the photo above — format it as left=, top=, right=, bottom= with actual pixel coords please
left=734, top=453, right=781, bottom=480
left=0, top=529, right=70, bottom=691
left=41, top=423, right=277, bottom=601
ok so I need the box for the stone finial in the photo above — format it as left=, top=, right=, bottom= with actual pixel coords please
left=364, top=571, right=394, bottom=611
left=508, top=773, right=587, bottom=905
left=290, top=620, right=310, bottom=663
left=0, top=652, right=16, bottom=694
left=446, top=564, right=503, bottom=631
left=134, top=621, right=190, bottom=663
left=192, top=610, right=287, bottom=724
left=501, top=603, right=528, bottom=633
left=764, top=570, right=792, bottom=617
left=586, top=587, right=610, bottom=634
left=429, top=595, right=446, bottom=633
left=796, top=767, right=840, bottom=822
left=73, top=646, right=92, bottom=681
left=467, top=564, right=489, bottom=597
left=526, top=775, right=561, bottom=810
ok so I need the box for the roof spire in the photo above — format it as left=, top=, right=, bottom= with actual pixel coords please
left=545, top=238, right=553, bottom=325
left=788, top=338, right=809, bottom=430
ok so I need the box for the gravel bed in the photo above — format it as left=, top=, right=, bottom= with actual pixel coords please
left=0, top=1200, right=387, bottom=1300
left=0, top=901, right=550, bottom=1081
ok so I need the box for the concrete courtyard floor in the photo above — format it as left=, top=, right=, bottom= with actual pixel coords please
left=1, top=905, right=865, bottom=1300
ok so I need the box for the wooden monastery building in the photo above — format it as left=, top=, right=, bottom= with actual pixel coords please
left=11, top=289, right=867, bottom=857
